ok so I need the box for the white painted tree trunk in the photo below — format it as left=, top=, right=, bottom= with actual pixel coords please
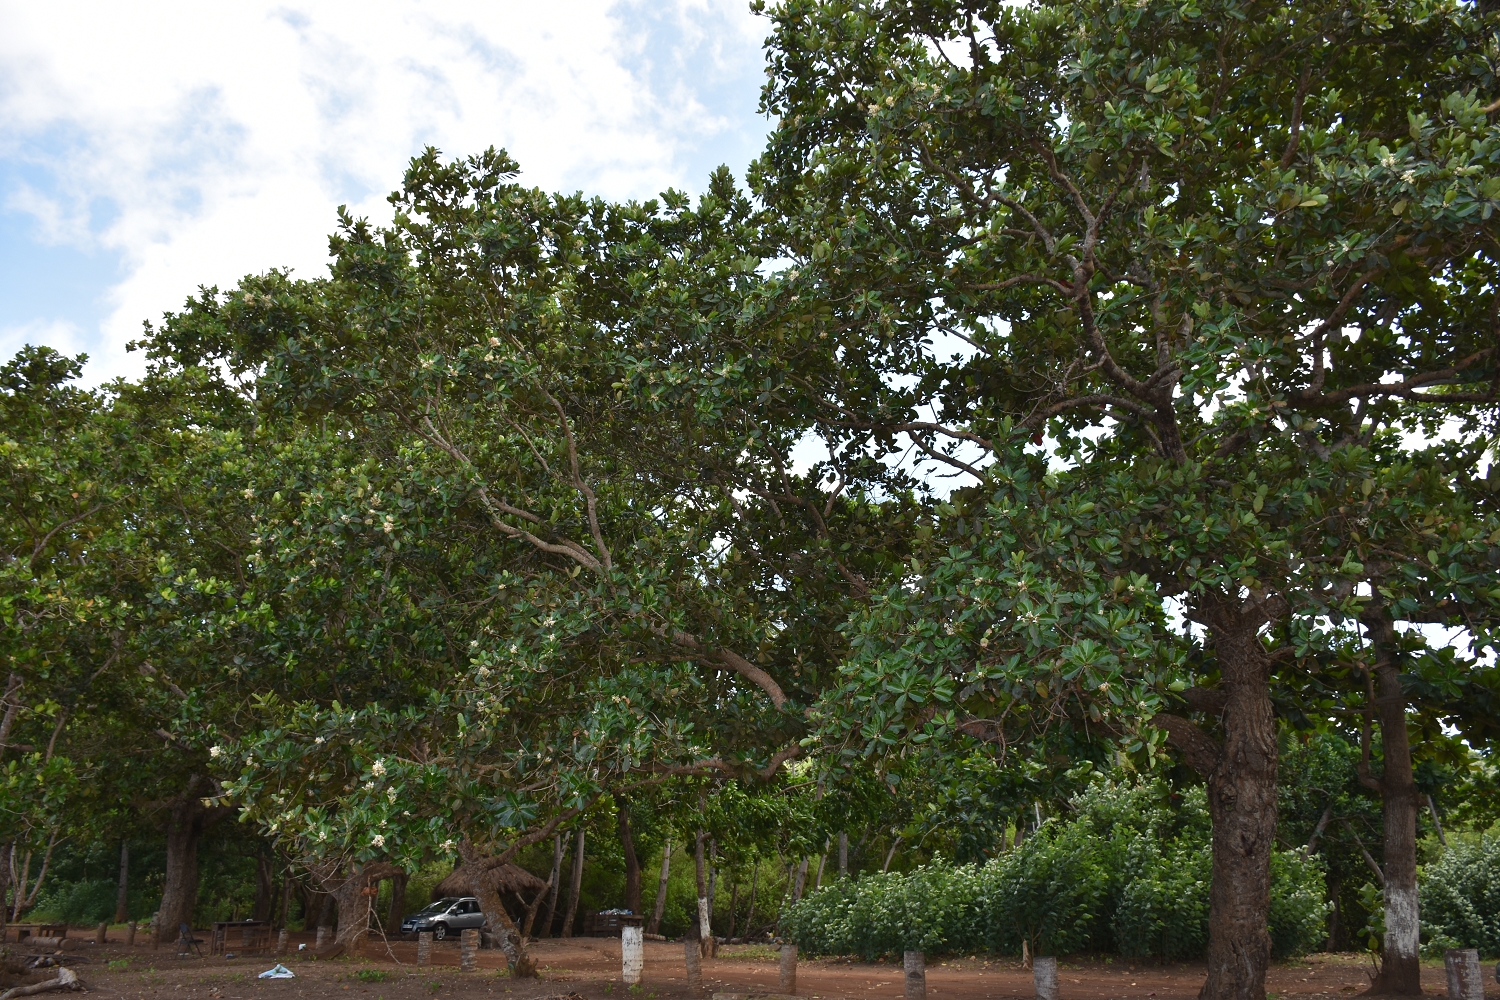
left=903, top=949, right=925, bottom=999
left=1034, top=955, right=1058, bottom=1000
left=620, top=925, right=643, bottom=984
left=1444, top=948, right=1482, bottom=1000
left=1385, top=883, right=1420, bottom=970
left=779, top=943, right=797, bottom=993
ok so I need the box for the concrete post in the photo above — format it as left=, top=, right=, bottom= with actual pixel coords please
left=314, top=925, right=331, bottom=951
left=416, top=931, right=433, bottom=967
left=125, top=922, right=137, bottom=947
left=621, top=924, right=643, bottom=984
left=1034, top=955, right=1059, bottom=1000
left=459, top=928, right=479, bottom=972
left=779, top=943, right=798, bottom=994
left=96, top=922, right=108, bottom=945
left=904, top=949, right=925, bottom=999
left=276, top=929, right=288, bottom=956
left=1445, top=948, right=1482, bottom=1000
left=683, top=935, right=703, bottom=993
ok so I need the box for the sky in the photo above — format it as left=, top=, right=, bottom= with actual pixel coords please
left=0, top=1, right=772, bottom=385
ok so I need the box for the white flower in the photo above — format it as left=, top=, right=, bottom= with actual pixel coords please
left=441, top=839, right=456, bottom=852
left=314, top=736, right=325, bottom=744
left=371, top=834, right=386, bottom=848
left=209, top=745, right=224, bottom=758
left=387, top=788, right=398, bottom=803
left=371, top=759, right=386, bottom=777
left=488, top=337, right=500, bottom=346
left=1402, top=169, right=1416, bottom=184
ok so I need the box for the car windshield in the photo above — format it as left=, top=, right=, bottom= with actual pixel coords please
left=415, top=899, right=458, bottom=915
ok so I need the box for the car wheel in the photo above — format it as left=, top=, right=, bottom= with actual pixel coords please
left=433, top=923, right=447, bottom=941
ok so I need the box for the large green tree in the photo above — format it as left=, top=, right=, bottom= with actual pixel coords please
left=752, top=1, right=1500, bottom=997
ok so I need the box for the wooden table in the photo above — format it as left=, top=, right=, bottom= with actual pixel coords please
left=210, top=920, right=272, bottom=955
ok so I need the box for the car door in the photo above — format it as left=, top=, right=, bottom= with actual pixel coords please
left=459, top=900, right=484, bottom=929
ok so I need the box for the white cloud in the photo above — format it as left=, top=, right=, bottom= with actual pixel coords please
left=0, top=319, right=93, bottom=369
left=0, top=1, right=768, bottom=384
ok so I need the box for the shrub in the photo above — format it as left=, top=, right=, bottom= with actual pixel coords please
left=1420, top=834, right=1500, bottom=958
left=355, top=969, right=390, bottom=983
left=785, top=776, right=1328, bottom=961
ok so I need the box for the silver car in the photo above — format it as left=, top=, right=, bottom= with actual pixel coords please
left=399, top=897, right=485, bottom=940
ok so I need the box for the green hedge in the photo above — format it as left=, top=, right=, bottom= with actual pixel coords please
left=1421, top=834, right=1500, bottom=958
left=784, top=779, right=1328, bottom=961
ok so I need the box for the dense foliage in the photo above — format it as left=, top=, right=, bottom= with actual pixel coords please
left=1420, top=834, right=1500, bottom=958
left=784, top=779, right=1328, bottom=960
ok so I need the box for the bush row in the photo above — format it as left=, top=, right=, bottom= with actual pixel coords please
left=783, top=779, right=1328, bottom=961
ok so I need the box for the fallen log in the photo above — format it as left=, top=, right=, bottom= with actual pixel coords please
left=0, top=966, right=80, bottom=1000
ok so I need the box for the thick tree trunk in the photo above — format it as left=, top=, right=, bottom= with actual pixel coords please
left=1156, top=595, right=1283, bottom=1000
left=452, top=844, right=536, bottom=977
left=115, top=841, right=130, bottom=923
left=1363, top=612, right=1422, bottom=996
left=386, top=871, right=407, bottom=933
left=1200, top=609, right=1279, bottom=1000
left=316, top=862, right=400, bottom=956
left=616, top=794, right=642, bottom=916
left=152, top=793, right=207, bottom=946
left=647, top=841, right=670, bottom=936
left=561, top=828, right=584, bottom=939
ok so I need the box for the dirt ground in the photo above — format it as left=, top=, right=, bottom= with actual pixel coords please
left=9, top=928, right=1498, bottom=1000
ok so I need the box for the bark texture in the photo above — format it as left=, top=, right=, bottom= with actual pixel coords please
left=152, top=780, right=214, bottom=947
left=115, top=841, right=130, bottom=923
left=1362, top=611, right=1422, bottom=996
left=1156, top=593, right=1283, bottom=1000
left=452, top=843, right=538, bottom=976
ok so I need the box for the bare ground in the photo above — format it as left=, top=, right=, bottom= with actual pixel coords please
left=10, top=928, right=1497, bottom=1000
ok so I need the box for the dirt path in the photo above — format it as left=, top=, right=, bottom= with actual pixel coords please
left=16, top=929, right=1497, bottom=1000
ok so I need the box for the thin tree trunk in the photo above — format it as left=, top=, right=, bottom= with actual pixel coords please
left=541, top=834, right=564, bottom=938
left=791, top=857, right=808, bottom=903
left=22, top=830, right=59, bottom=910
left=727, top=873, right=739, bottom=939
left=1427, top=795, right=1447, bottom=847
left=0, top=674, right=23, bottom=762
left=647, top=841, right=670, bottom=936
left=838, top=832, right=848, bottom=877
left=11, top=851, right=30, bottom=922
left=254, top=850, right=274, bottom=921
left=616, top=794, right=642, bottom=915
left=742, top=861, right=757, bottom=940
left=883, top=836, right=902, bottom=872
left=115, top=841, right=130, bottom=923
left=1362, top=610, right=1422, bottom=996
left=694, top=831, right=711, bottom=954
left=561, top=828, right=584, bottom=939
left=814, top=845, right=827, bottom=890
left=0, top=841, right=11, bottom=940
left=280, top=874, right=293, bottom=930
